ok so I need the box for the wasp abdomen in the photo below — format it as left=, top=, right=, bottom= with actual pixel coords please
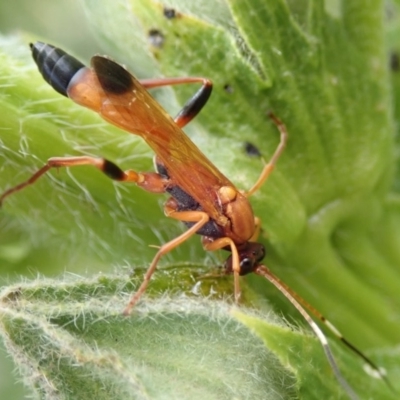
left=30, top=42, right=84, bottom=97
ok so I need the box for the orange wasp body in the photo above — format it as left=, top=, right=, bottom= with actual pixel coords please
left=2, top=43, right=286, bottom=314
left=0, top=43, right=390, bottom=398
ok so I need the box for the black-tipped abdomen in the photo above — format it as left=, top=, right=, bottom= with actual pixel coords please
left=30, top=42, right=85, bottom=97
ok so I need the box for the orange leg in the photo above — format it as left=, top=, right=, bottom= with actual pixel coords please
left=202, top=237, right=241, bottom=303
left=245, top=113, right=288, bottom=197
left=248, top=216, right=261, bottom=242
left=123, top=207, right=210, bottom=315
left=0, top=156, right=169, bottom=205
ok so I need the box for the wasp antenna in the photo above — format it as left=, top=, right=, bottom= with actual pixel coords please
left=255, top=265, right=360, bottom=400
left=274, top=270, right=393, bottom=391
left=255, top=265, right=395, bottom=395
left=324, top=319, right=395, bottom=392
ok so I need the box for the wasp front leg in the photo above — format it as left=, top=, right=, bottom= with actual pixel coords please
left=123, top=197, right=210, bottom=315
left=248, top=216, right=261, bottom=242
left=0, top=156, right=170, bottom=205
left=202, top=237, right=241, bottom=303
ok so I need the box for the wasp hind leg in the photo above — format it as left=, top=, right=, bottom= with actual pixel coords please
left=140, top=76, right=213, bottom=128
left=0, top=155, right=173, bottom=205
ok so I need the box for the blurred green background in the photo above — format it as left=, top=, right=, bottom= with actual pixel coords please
left=0, top=0, right=99, bottom=57
left=0, top=2, right=100, bottom=398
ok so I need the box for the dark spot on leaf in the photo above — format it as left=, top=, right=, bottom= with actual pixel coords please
left=390, top=52, right=399, bottom=72
left=148, top=29, right=165, bottom=48
left=223, top=84, right=234, bottom=94
left=163, top=7, right=177, bottom=19
left=244, top=142, right=262, bottom=157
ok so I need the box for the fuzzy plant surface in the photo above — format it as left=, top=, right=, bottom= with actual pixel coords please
left=0, top=0, right=400, bottom=399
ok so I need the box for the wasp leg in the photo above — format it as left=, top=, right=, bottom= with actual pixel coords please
left=202, top=237, right=241, bottom=303
left=139, top=77, right=213, bottom=128
left=0, top=156, right=170, bottom=205
left=248, top=216, right=261, bottom=242
left=245, top=113, right=288, bottom=197
left=123, top=205, right=210, bottom=315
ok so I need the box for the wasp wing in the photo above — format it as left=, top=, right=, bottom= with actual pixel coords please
left=67, top=56, right=234, bottom=222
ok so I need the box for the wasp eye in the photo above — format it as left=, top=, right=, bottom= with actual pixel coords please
left=239, top=257, right=254, bottom=275
left=256, top=246, right=266, bottom=262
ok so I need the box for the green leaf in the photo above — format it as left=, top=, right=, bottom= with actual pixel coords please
left=0, top=273, right=299, bottom=400
left=0, top=272, right=395, bottom=400
left=0, top=0, right=399, bottom=398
